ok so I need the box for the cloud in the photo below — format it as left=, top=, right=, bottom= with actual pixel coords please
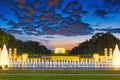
left=0, top=15, right=4, bottom=18
left=81, top=11, right=88, bottom=15
left=104, top=0, right=112, bottom=3
left=4, top=0, right=94, bottom=36
left=7, top=20, right=18, bottom=28
left=96, top=28, right=120, bottom=33
left=63, top=1, right=78, bottom=11
left=104, top=0, right=120, bottom=5
left=16, top=3, right=25, bottom=8
left=114, top=0, right=120, bottom=5
left=47, top=0, right=60, bottom=7
left=15, top=0, right=26, bottom=4
left=3, top=28, right=23, bottom=34
left=82, top=0, right=120, bottom=17
left=46, top=36, right=55, bottom=39
left=19, top=17, right=34, bottom=24
left=95, top=9, right=109, bottom=17
left=22, top=6, right=37, bottom=16
left=63, top=1, right=82, bottom=15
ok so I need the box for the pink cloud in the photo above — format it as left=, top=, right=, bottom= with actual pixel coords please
left=47, top=0, right=60, bottom=7
left=17, top=3, right=25, bottom=8
left=22, top=6, right=37, bottom=16
left=15, top=0, right=26, bottom=4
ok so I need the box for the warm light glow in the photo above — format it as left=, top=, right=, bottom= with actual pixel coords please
left=112, top=44, right=120, bottom=68
left=0, top=44, right=9, bottom=69
left=54, top=48, right=66, bottom=54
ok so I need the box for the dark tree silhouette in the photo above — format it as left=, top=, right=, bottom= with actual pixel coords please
left=0, top=29, right=51, bottom=55
left=69, top=32, right=120, bottom=55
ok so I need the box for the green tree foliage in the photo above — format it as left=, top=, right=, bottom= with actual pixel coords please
left=0, top=29, right=10, bottom=46
left=0, top=29, right=51, bottom=55
left=69, top=32, right=120, bottom=55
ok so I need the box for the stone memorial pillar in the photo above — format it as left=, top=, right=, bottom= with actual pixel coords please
left=14, top=48, right=17, bottom=59
left=9, top=48, right=12, bottom=59
left=109, top=48, right=112, bottom=59
left=104, top=48, right=108, bottom=61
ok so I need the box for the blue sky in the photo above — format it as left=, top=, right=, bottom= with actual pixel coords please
left=0, top=0, right=120, bottom=50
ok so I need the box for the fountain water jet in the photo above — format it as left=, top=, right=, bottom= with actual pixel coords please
left=0, top=44, right=9, bottom=69
left=112, top=44, right=120, bottom=68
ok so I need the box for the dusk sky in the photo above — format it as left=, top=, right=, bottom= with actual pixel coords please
left=0, top=0, right=120, bottom=50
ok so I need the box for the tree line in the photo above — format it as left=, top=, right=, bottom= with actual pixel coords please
left=0, top=29, right=51, bottom=55
left=69, top=32, right=120, bottom=55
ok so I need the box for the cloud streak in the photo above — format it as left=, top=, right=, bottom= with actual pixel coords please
left=96, top=28, right=120, bottom=33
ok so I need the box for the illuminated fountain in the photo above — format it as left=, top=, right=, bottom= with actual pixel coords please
left=1, top=44, right=120, bottom=70
left=112, top=44, right=120, bottom=68
left=0, top=44, right=9, bottom=69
